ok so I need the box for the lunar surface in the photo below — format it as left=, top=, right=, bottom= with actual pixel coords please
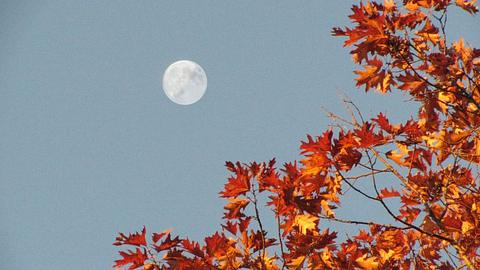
left=162, top=60, right=207, bottom=105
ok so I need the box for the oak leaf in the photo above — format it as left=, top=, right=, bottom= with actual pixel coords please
left=461, top=221, right=474, bottom=233
left=220, top=162, right=251, bottom=198
left=456, top=0, right=479, bottom=14
left=379, top=249, right=395, bottom=263
left=114, top=248, right=148, bottom=270
left=356, top=254, right=379, bottom=270
left=114, top=226, right=147, bottom=247
left=378, top=188, right=401, bottom=199
left=287, top=256, right=306, bottom=270
left=152, top=229, right=171, bottom=244
left=153, top=233, right=181, bottom=252
left=294, top=214, right=319, bottom=235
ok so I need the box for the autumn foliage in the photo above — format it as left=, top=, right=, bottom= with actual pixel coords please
left=113, top=1, right=480, bottom=269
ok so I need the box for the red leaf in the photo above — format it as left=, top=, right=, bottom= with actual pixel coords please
left=353, top=122, right=386, bottom=147
left=373, top=112, right=390, bottom=130
left=238, top=217, right=252, bottom=233
left=378, top=188, right=401, bottom=199
left=152, top=229, right=171, bottom=244
left=301, top=131, right=333, bottom=154
left=182, top=239, right=204, bottom=258
left=114, top=226, right=147, bottom=247
left=401, top=195, right=421, bottom=207
left=397, top=72, right=427, bottom=94
left=354, top=229, right=373, bottom=242
left=223, top=198, right=249, bottom=220
left=354, top=58, right=384, bottom=91
left=331, top=27, right=346, bottom=36
left=114, top=248, right=148, bottom=270
left=222, top=220, right=238, bottom=235
left=220, top=162, right=251, bottom=198
left=399, top=207, right=421, bottom=223
left=204, top=232, right=229, bottom=256
left=153, top=233, right=182, bottom=252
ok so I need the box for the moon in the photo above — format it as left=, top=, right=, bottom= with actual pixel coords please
left=162, top=60, right=207, bottom=105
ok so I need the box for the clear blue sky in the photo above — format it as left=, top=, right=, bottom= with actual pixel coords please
left=1, top=1, right=478, bottom=269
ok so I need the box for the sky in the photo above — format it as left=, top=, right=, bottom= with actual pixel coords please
left=1, top=1, right=479, bottom=269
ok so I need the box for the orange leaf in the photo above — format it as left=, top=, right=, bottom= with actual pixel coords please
left=220, top=162, right=251, bottom=198
left=456, top=0, right=479, bottom=14
left=354, top=58, right=383, bottom=91
left=223, top=198, right=249, bottom=219
left=378, top=188, right=400, bottom=199
left=356, top=254, right=379, bottom=270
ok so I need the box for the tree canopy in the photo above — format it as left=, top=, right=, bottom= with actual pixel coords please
left=113, top=1, right=480, bottom=269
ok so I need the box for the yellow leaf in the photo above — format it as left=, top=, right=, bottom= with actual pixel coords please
left=405, top=2, right=419, bottom=11
left=461, top=221, right=474, bottom=233
left=259, top=252, right=278, bottom=270
left=467, top=102, right=478, bottom=112
left=453, top=37, right=465, bottom=53
left=396, top=142, right=409, bottom=154
left=472, top=202, right=480, bottom=214
left=356, top=254, right=379, bottom=270
left=303, top=165, right=321, bottom=176
left=455, top=1, right=479, bottom=15
left=386, top=142, right=410, bottom=165
left=294, top=214, right=318, bottom=235
left=438, top=91, right=454, bottom=113
left=447, top=184, right=460, bottom=199
left=320, top=247, right=335, bottom=268
left=377, top=71, right=392, bottom=93
left=386, top=150, right=404, bottom=165
left=418, top=117, right=426, bottom=128
left=379, top=249, right=395, bottom=263
left=321, top=200, right=335, bottom=218
left=384, top=0, right=395, bottom=11
left=473, top=57, right=480, bottom=66
left=422, top=135, right=441, bottom=149
left=476, top=138, right=480, bottom=157
left=144, top=264, right=154, bottom=270
left=287, top=255, right=305, bottom=270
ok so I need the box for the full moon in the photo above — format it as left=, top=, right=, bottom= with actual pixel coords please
left=162, top=60, right=207, bottom=105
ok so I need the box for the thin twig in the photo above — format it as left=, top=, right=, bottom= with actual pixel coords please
left=251, top=181, right=267, bottom=269
left=276, top=213, right=286, bottom=270
left=319, top=214, right=408, bottom=230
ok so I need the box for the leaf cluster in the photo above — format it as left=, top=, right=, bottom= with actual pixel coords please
left=114, top=1, right=480, bottom=269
